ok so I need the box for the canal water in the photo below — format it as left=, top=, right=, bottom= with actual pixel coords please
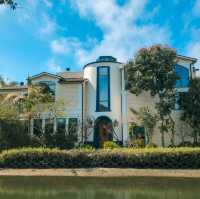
left=0, top=176, right=199, bottom=199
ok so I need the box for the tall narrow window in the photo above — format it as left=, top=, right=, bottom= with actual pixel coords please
left=45, top=118, right=54, bottom=134
left=68, top=118, right=78, bottom=141
left=56, top=118, right=66, bottom=134
left=96, top=66, right=110, bottom=112
left=33, top=119, right=43, bottom=136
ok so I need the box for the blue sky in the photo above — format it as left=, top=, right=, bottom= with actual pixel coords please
left=0, top=0, right=200, bottom=82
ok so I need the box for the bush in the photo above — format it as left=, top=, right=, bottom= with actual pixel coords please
left=177, top=141, right=193, bottom=147
left=103, top=141, right=120, bottom=149
left=77, top=144, right=94, bottom=150
left=0, top=120, right=30, bottom=150
left=1, top=147, right=200, bottom=169
left=129, top=138, right=145, bottom=148
left=145, top=143, right=157, bottom=148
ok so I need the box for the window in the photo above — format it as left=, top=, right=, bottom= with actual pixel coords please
left=132, top=126, right=145, bottom=139
left=33, top=119, right=43, bottom=136
left=38, top=81, right=56, bottom=99
left=96, top=66, right=110, bottom=112
left=68, top=118, right=78, bottom=136
left=56, top=118, right=66, bottom=134
left=175, top=65, right=189, bottom=88
left=45, top=118, right=54, bottom=134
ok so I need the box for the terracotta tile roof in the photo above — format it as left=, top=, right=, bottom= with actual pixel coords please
left=0, top=85, right=28, bottom=90
left=57, top=72, right=83, bottom=79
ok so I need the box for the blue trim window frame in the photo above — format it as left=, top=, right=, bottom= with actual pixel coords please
left=96, top=66, right=111, bottom=112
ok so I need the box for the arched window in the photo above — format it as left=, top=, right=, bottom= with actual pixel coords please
left=175, top=65, right=189, bottom=88
left=96, top=66, right=110, bottom=112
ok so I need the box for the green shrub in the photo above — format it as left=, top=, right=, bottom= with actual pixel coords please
left=129, top=138, right=145, bottom=148
left=177, top=141, right=193, bottom=147
left=103, top=141, right=120, bottom=149
left=145, top=143, right=157, bottom=148
left=77, top=144, right=94, bottom=150
left=0, top=120, right=30, bottom=150
left=1, top=147, right=200, bottom=169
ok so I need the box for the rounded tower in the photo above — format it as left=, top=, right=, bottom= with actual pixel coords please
left=83, top=56, right=125, bottom=147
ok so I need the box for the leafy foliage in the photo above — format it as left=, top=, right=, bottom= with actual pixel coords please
left=128, top=138, right=145, bottom=148
left=181, top=79, right=200, bottom=143
left=1, top=147, right=200, bottom=168
left=0, top=0, right=17, bottom=9
left=138, top=107, right=157, bottom=143
left=103, top=141, right=120, bottom=149
left=0, top=83, right=74, bottom=150
left=145, top=142, right=158, bottom=148
left=126, top=45, right=178, bottom=146
left=0, top=120, right=30, bottom=150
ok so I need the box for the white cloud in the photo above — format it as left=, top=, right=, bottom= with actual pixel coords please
left=0, top=5, right=8, bottom=14
left=51, top=39, right=70, bottom=55
left=70, top=0, right=170, bottom=66
left=39, top=14, right=57, bottom=36
left=46, top=58, right=62, bottom=73
left=187, top=42, right=200, bottom=72
left=193, top=0, right=200, bottom=16
left=43, top=0, right=53, bottom=8
left=186, top=25, right=200, bottom=74
left=50, top=37, right=81, bottom=55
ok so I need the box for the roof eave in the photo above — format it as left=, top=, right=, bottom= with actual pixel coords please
left=58, top=78, right=86, bottom=84
left=83, top=60, right=124, bottom=69
left=177, top=55, right=197, bottom=64
left=28, top=72, right=62, bottom=80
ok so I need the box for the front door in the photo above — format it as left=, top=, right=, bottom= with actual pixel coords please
left=94, top=116, right=113, bottom=148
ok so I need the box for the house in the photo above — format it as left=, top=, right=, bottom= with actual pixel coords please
left=0, top=55, right=197, bottom=147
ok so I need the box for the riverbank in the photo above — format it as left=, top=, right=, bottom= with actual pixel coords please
left=0, top=168, right=200, bottom=178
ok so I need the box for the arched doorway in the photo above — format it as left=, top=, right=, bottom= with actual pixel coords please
left=94, top=116, right=113, bottom=148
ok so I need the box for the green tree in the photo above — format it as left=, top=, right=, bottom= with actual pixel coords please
left=181, top=78, right=200, bottom=144
left=126, top=45, right=178, bottom=147
left=0, top=0, right=17, bottom=9
left=138, top=107, right=157, bottom=144
left=0, top=83, right=67, bottom=149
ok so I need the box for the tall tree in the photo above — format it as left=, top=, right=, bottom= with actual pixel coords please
left=126, top=45, right=178, bottom=147
left=181, top=78, right=200, bottom=144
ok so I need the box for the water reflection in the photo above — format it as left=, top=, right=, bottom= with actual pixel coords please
left=0, top=176, right=199, bottom=199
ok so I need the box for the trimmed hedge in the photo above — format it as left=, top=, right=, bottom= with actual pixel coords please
left=1, top=147, right=200, bottom=169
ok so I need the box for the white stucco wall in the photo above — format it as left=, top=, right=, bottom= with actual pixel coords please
left=30, top=74, right=83, bottom=142
left=30, top=75, right=83, bottom=118
left=83, top=61, right=124, bottom=142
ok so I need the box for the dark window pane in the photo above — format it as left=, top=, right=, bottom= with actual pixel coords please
left=131, top=126, right=145, bottom=139
left=45, top=119, right=54, bottom=134
left=38, top=81, right=56, bottom=99
left=56, top=118, right=66, bottom=133
left=68, top=118, right=78, bottom=136
left=97, top=66, right=110, bottom=112
left=33, top=119, right=43, bottom=136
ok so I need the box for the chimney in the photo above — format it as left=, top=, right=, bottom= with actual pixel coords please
left=66, top=67, right=70, bottom=71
